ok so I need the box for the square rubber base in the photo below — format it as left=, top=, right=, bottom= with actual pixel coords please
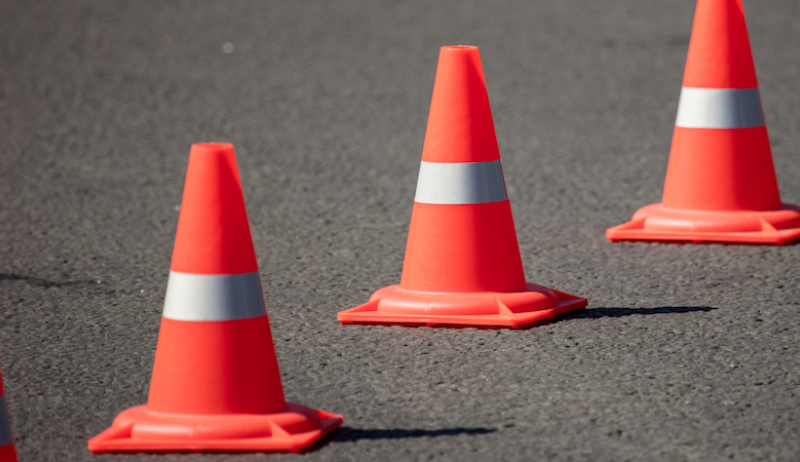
left=338, top=287, right=587, bottom=328
left=607, top=217, right=800, bottom=245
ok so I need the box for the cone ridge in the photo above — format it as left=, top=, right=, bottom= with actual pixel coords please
left=421, top=46, right=500, bottom=163
left=683, top=0, right=758, bottom=88
left=171, top=143, right=258, bottom=274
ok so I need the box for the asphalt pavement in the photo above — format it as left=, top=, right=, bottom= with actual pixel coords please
left=1, top=1, right=799, bottom=461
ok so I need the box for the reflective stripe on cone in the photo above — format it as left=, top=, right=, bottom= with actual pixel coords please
left=0, top=364, right=18, bottom=462
left=414, top=160, right=507, bottom=205
left=675, top=87, right=764, bottom=129
left=0, top=397, right=12, bottom=447
left=163, top=271, right=267, bottom=321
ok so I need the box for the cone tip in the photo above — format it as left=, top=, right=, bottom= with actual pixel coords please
left=439, top=45, right=480, bottom=59
left=190, top=142, right=235, bottom=156
left=421, top=44, right=499, bottom=163
left=441, top=45, right=478, bottom=51
left=683, top=0, right=757, bottom=88
left=171, top=142, right=258, bottom=274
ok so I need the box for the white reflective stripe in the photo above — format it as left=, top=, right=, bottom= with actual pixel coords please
left=0, top=397, right=12, bottom=446
left=162, top=271, right=267, bottom=321
left=414, top=160, right=508, bottom=205
left=675, top=87, right=764, bottom=129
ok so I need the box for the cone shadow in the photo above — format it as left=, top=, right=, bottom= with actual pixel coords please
left=0, top=273, right=99, bottom=289
left=568, top=306, right=717, bottom=319
left=332, top=426, right=496, bottom=443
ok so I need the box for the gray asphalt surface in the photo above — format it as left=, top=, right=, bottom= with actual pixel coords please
left=2, top=1, right=800, bottom=461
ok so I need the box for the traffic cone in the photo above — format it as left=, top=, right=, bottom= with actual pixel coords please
left=338, top=46, right=588, bottom=328
left=606, top=0, right=800, bottom=244
left=88, top=143, right=342, bottom=453
left=0, top=362, right=19, bottom=462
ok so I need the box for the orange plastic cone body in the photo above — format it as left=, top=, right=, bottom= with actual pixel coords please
left=0, top=363, right=19, bottom=462
left=88, top=144, right=342, bottom=453
left=338, top=46, right=587, bottom=328
left=606, top=0, right=800, bottom=244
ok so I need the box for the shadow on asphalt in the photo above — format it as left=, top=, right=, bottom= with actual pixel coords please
left=0, top=273, right=100, bottom=289
left=514, top=306, right=718, bottom=329
left=569, top=306, right=717, bottom=319
left=331, top=426, right=496, bottom=442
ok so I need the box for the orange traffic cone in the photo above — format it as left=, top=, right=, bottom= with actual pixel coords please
left=88, top=143, right=342, bottom=453
left=0, top=362, right=19, bottom=462
left=338, top=46, right=588, bottom=328
left=606, top=0, right=800, bottom=244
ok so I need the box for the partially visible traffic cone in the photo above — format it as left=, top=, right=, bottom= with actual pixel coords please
left=88, top=143, right=342, bottom=453
left=606, top=0, right=800, bottom=244
left=338, top=46, right=588, bottom=328
left=0, top=362, right=19, bottom=462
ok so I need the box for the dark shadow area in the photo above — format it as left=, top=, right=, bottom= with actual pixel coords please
left=512, top=306, right=717, bottom=329
left=331, top=426, right=496, bottom=443
left=567, top=306, right=717, bottom=319
left=0, top=273, right=99, bottom=289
